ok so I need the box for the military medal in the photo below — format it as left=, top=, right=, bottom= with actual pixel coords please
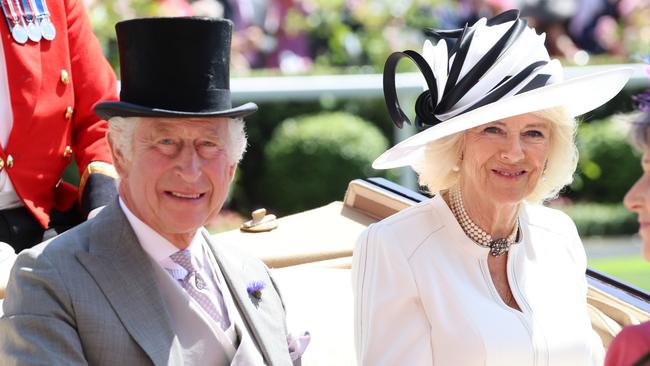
left=1, top=0, right=28, bottom=43
left=32, top=0, right=54, bottom=40
left=20, top=0, right=40, bottom=42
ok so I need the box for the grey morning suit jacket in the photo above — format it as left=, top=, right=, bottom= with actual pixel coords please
left=0, top=200, right=294, bottom=366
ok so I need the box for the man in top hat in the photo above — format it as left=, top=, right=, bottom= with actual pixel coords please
left=0, top=0, right=118, bottom=252
left=0, top=17, right=302, bottom=365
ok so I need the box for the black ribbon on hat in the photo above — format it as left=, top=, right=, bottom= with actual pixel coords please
left=383, top=50, right=439, bottom=129
left=383, top=9, right=551, bottom=131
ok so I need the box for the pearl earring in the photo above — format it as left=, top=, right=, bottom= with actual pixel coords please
left=452, top=165, right=460, bottom=172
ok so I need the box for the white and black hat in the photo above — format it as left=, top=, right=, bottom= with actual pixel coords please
left=375, top=10, right=632, bottom=169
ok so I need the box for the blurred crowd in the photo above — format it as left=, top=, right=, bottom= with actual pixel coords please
left=409, top=0, right=649, bottom=66
left=152, top=0, right=313, bottom=74
left=94, top=0, right=650, bottom=73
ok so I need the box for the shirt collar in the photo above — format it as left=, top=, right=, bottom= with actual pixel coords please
left=118, top=197, right=207, bottom=270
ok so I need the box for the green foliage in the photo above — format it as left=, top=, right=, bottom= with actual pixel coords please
left=86, top=0, right=162, bottom=70
left=262, top=112, right=388, bottom=214
left=233, top=97, right=396, bottom=213
left=571, top=115, right=642, bottom=202
left=588, top=256, right=650, bottom=292
left=559, top=203, right=638, bottom=236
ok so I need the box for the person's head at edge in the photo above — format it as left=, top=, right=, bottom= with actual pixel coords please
left=94, top=17, right=257, bottom=249
left=624, top=111, right=650, bottom=260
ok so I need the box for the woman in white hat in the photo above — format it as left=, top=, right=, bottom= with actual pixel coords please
left=352, top=10, right=632, bottom=366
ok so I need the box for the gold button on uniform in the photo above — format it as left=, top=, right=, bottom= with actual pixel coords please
left=0, top=158, right=5, bottom=171
left=64, top=106, right=73, bottom=120
left=63, top=146, right=73, bottom=159
left=60, top=69, right=70, bottom=85
left=6, top=154, right=13, bottom=168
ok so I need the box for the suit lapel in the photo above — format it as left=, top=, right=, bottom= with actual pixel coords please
left=76, top=201, right=176, bottom=366
left=204, top=232, right=291, bottom=366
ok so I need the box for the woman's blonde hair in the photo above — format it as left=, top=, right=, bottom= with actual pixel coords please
left=107, top=116, right=247, bottom=165
left=413, top=107, right=578, bottom=203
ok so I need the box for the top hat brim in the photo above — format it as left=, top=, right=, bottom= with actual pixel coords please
left=372, top=67, right=633, bottom=169
left=94, top=101, right=258, bottom=121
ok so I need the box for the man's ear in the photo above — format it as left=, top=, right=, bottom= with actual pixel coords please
left=108, top=138, right=129, bottom=178
left=227, top=163, right=236, bottom=183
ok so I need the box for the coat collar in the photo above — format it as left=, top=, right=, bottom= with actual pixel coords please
left=75, top=199, right=176, bottom=366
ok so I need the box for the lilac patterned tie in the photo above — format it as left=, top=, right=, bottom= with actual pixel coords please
left=169, top=249, right=228, bottom=327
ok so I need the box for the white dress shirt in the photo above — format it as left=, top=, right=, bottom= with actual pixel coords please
left=0, top=43, right=22, bottom=209
left=352, top=193, right=604, bottom=366
left=118, top=198, right=230, bottom=330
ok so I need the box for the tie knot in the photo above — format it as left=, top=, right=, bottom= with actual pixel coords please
left=169, top=249, right=207, bottom=290
left=170, top=249, right=196, bottom=273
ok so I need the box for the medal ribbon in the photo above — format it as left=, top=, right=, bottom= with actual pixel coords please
left=31, top=0, right=47, bottom=19
left=31, top=0, right=52, bottom=40
left=1, top=0, right=28, bottom=43
left=27, top=0, right=39, bottom=18
left=1, top=0, right=21, bottom=27
left=19, top=0, right=33, bottom=23
left=9, top=0, right=25, bottom=26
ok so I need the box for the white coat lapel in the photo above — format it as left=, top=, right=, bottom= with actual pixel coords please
left=76, top=201, right=176, bottom=366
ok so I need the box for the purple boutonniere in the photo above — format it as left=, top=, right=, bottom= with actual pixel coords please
left=247, top=280, right=266, bottom=301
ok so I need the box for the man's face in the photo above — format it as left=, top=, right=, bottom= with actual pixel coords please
left=113, top=117, right=236, bottom=248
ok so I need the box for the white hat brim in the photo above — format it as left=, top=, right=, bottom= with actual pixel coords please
left=372, top=67, right=634, bottom=169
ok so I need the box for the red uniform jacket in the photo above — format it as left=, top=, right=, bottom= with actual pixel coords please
left=0, top=0, right=118, bottom=228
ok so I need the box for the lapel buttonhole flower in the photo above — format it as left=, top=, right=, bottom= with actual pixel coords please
left=247, top=280, right=266, bottom=301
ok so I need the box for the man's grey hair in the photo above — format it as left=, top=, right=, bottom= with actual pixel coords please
left=107, top=116, right=247, bottom=165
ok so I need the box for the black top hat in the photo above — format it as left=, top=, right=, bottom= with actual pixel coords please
left=94, top=17, right=257, bottom=120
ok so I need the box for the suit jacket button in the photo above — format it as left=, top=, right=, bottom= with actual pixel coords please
left=6, top=155, right=13, bottom=168
left=60, top=69, right=70, bottom=85
left=64, top=106, right=74, bottom=120
left=0, top=158, right=5, bottom=171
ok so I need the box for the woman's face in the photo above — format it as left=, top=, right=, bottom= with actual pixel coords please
left=460, top=113, right=552, bottom=206
left=624, top=148, right=650, bottom=261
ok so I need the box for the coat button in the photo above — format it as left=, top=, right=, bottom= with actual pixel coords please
left=60, top=69, right=70, bottom=85
left=63, top=146, right=73, bottom=159
left=6, top=155, right=13, bottom=168
left=0, top=158, right=5, bottom=171
left=64, top=106, right=73, bottom=120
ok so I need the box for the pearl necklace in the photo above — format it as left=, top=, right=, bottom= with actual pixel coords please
left=448, top=185, right=520, bottom=256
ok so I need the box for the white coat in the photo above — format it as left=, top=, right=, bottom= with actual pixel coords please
left=352, top=194, right=604, bottom=366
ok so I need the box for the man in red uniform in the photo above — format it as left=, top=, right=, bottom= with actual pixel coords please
left=0, top=0, right=117, bottom=251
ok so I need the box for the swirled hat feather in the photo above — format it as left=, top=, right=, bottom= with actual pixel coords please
left=374, top=10, right=632, bottom=169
